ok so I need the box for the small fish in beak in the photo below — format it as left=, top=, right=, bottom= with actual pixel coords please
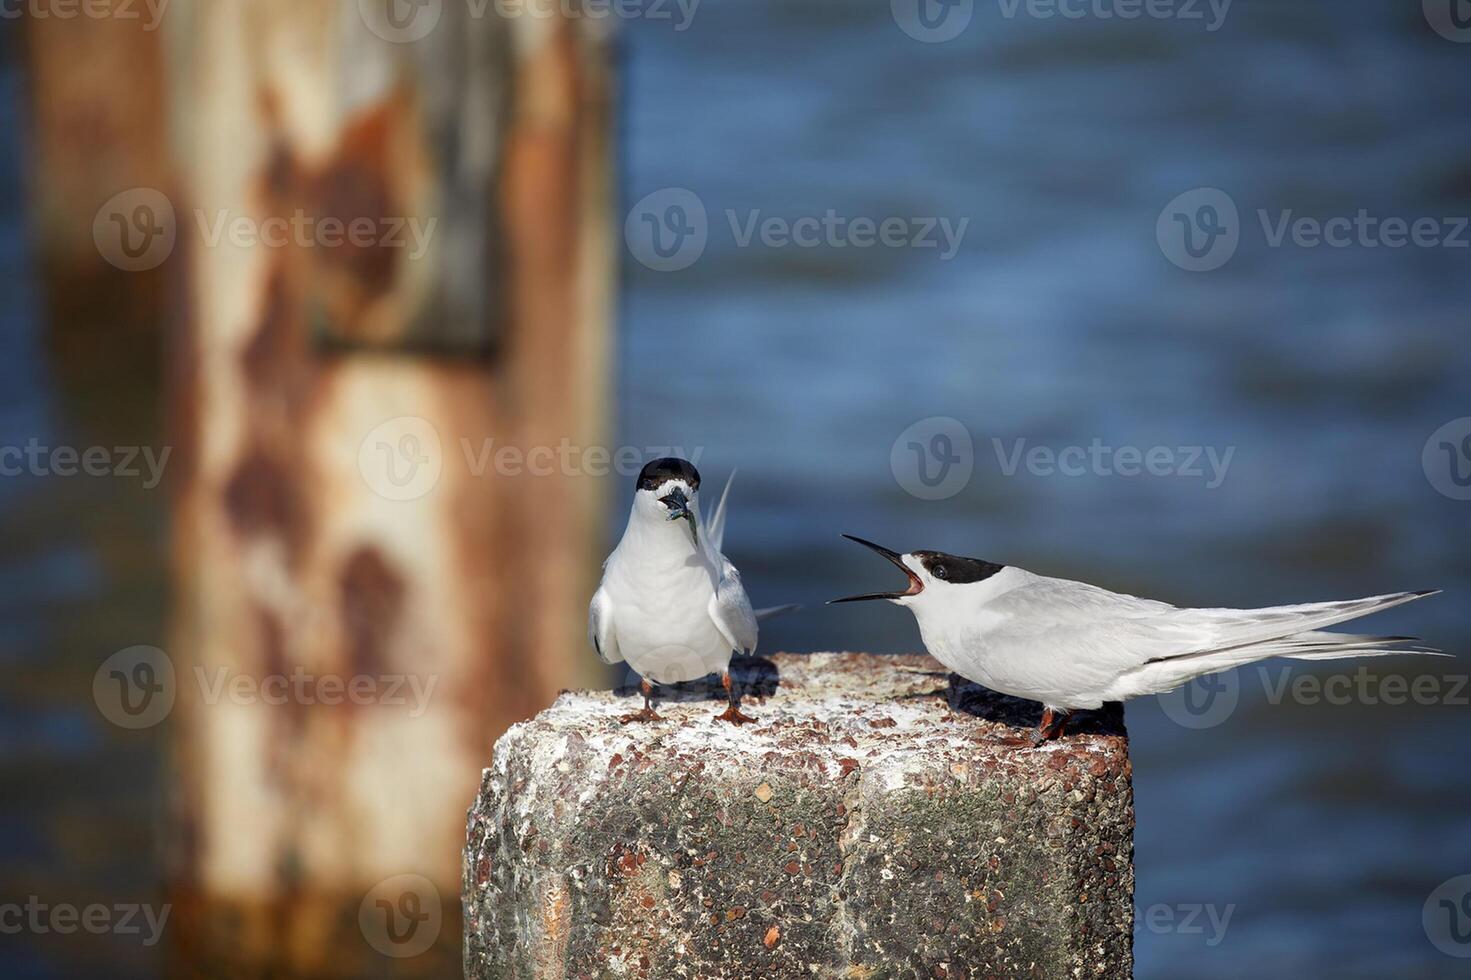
left=661, top=486, right=697, bottom=545
left=661, top=486, right=691, bottom=522
left=829, top=534, right=924, bottom=602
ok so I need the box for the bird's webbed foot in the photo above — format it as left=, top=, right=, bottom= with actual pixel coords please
left=713, top=704, right=757, bottom=725
left=620, top=678, right=662, bottom=724
left=992, top=707, right=1069, bottom=748
left=715, top=670, right=757, bottom=725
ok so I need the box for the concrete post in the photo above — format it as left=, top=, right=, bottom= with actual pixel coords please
left=465, top=653, right=1134, bottom=979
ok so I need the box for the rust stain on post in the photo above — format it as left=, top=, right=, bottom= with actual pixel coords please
left=296, top=93, right=418, bottom=347
left=338, top=545, right=406, bottom=683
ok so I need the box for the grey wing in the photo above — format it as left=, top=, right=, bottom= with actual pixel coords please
left=981, top=575, right=1439, bottom=701
left=707, top=556, right=758, bottom=655
left=975, top=575, right=1199, bottom=675
left=588, top=585, right=623, bottom=664
left=1002, top=577, right=1436, bottom=665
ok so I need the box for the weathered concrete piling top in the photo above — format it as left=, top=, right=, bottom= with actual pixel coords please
left=464, top=652, right=1133, bottom=979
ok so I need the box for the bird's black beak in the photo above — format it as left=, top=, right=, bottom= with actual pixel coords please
left=660, top=487, right=698, bottom=545
left=661, top=486, right=692, bottom=523
left=829, top=534, right=923, bottom=603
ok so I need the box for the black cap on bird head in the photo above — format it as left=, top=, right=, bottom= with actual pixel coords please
left=637, top=457, right=701, bottom=493
left=637, top=457, right=701, bottom=528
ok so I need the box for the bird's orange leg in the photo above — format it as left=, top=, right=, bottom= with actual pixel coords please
left=1034, top=707, right=1070, bottom=744
left=620, top=678, right=663, bottom=724
left=993, top=706, right=1070, bottom=747
left=714, top=670, right=756, bottom=725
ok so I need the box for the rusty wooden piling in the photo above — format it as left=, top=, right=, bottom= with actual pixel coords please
left=153, top=1, right=612, bottom=973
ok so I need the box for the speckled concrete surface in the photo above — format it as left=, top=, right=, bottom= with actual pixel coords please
left=463, top=652, right=1133, bottom=979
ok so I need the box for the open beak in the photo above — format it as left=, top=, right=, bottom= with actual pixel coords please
left=828, top=534, right=923, bottom=603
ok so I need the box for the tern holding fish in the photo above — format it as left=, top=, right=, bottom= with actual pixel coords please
left=590, top=458, right=792, bottom=725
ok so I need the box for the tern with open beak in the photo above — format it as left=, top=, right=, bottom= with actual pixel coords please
left=831, top=534, right=1442, bottom=745
left=590, top=458, right=788, bottom=725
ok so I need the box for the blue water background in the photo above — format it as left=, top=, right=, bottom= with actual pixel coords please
left=2, top=1, right=1469, bottom=976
